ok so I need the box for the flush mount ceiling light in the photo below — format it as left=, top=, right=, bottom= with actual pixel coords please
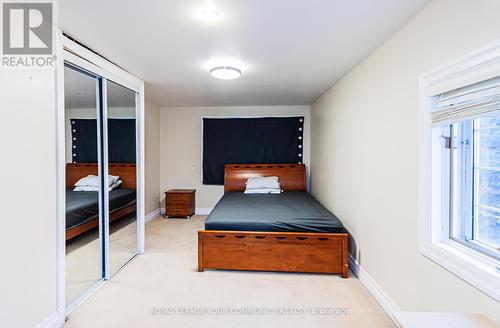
left=209, top=66, right=242, bottom=80
left=198, top=7, right=221, bottom=22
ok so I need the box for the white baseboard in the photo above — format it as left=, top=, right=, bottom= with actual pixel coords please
left=35, top=311, right=61, bottom=328
left=195, top=207, right=213, bottom=215
left=145, top=208, right=160, bottom=223
left=348, top=254, right=402, bottom=327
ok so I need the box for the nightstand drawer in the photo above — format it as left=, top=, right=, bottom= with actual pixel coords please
left=166, top=193, right=192, bottom=204
left=164, top=189, right=196, bottom=219
left=166, top=204, right=192, bottom=216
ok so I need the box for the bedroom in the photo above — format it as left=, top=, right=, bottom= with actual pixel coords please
left=1, top=1, right=500, bottom=328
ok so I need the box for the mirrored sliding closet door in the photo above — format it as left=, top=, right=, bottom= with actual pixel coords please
left=64, top=64, right=103, bottom=307
left=105, top=80, right=138, bottom=275
left=63, top=62, right=140, bottom=311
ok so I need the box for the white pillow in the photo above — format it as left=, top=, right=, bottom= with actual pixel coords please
left=73, top=185, right=98, bottom=192
left=245, top=176, right=280, bottom=190
left=74, top=175, right=98, bottom=187
left=244, top=188, right=281, bottom=194
left=74, top=175, right=119, bottom=187
left=109, top=175, right=120, bottom=185
left=74, top=180, right=122, bottom=192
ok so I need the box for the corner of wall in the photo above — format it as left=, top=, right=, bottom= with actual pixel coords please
left=145, top=100, right=161, bottom=215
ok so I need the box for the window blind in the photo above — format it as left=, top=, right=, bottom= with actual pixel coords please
left=432, top=76, right=500, bottom=125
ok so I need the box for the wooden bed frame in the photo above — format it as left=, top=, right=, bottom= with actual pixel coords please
left=198, top=164, right=349, bottom=278
left=65, top=163, right=137, bottom=241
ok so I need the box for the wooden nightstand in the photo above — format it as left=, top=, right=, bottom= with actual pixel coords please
left=165, top=189, right=195, bottom=219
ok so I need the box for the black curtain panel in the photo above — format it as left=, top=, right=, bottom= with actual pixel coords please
left=71, top=118, right=136, bottom=163
left=108, top=119, right=136, bottom=163
left=202, top=117, right=304, bottom=185
left=71, top=119, right=98, bottom=163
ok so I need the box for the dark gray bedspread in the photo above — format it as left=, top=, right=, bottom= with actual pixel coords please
left=205, top=191, right=344, bottom=233
left=66, top=188, right=136, bottom=230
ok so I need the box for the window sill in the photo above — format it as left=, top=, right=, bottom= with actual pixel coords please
left=419, top=240, right=500, bottom=301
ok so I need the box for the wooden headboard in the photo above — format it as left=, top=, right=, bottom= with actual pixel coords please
left=66, top=163, right=137, bottom=189
left=224, top=164, right=306, bottom=192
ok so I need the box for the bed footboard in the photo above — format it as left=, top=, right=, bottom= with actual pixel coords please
left=198, top=230, right=348, bottom=278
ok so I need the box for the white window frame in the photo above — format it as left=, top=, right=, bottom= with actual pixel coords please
left=418, top=39, right=500, bottom=301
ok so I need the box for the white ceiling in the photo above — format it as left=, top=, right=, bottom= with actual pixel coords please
left=59, top=0, right=429, bottom=107
left=64, top=66, right=136, bottom=109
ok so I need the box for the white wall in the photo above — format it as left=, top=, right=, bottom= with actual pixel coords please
left=145, top=101, right=161, bottom=214
left=310, top=0, right=500, bottom=322
left=160, top=106, right=310, bottom=209
left=0, top=70, right=57, bottom=326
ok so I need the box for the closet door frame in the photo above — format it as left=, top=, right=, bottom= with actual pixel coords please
left=62, top=62, right=106, bottom=315
left=55, top=31, right=145, bottom=322
left=103, top=79, right=142, bottom=279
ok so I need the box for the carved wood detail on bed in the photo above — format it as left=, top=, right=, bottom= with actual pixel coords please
left=224, top=163, right=306, bottom=192
left=198, top=230, right=348, bottom=277
left=66, top=163, right=137, bottom=189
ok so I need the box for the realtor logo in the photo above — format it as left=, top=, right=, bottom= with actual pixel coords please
left=1, top=1, right=54, bottom=68
left=2, top=2, right=52, bottom=55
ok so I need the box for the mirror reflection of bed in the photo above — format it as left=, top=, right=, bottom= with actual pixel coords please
left=65, top=164, right=137, bottom=241
left=64, top=66, right=138, bottom=306
left=65, top=163, right=137, bottom=304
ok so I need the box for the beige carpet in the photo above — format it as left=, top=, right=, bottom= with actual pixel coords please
left=64, top=215, right=395, bottom=328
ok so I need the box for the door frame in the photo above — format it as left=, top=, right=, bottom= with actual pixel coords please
left=55, top=30, right=145, bottom=324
